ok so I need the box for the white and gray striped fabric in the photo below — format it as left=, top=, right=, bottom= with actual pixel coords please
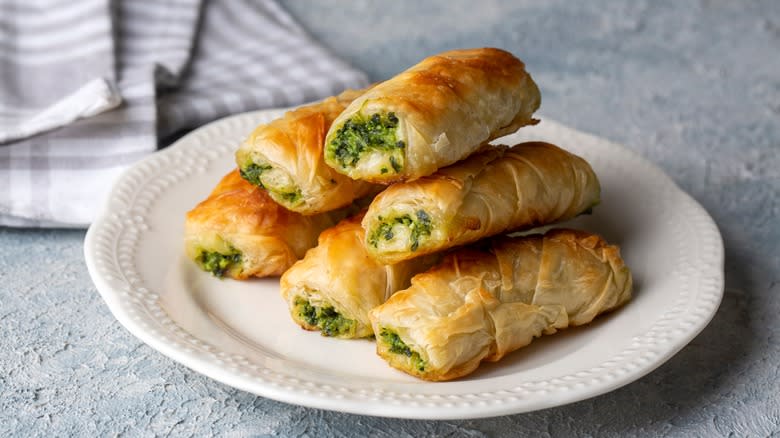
left=0, top=0, right=368, bottom=227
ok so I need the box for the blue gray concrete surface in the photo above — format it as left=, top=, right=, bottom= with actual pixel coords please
left=2, top=0, right=778, bottom=435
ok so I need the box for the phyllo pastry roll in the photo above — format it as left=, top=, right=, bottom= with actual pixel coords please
left=362, top=141, right=600, bottom=265
left=280, top=213, right=439, bottom=338
left=235, top=87, right=380, bottom=214
left=184, top=169, right=351, bottom=279
left=369, top=229, right=633, bottom=381
left=323, top=48, right=541, bottom=183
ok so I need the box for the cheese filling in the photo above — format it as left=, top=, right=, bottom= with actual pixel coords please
left=379, top=327, right=426, bottom=372
left=368, top=209, right=433, bottom=252
left=327, top=112, right=405, bottom=175
left=293, top=296, right=357, bottom=338
left=239, top=160, right=303, bottom=206
left=195, top=249, right=242, bottom=278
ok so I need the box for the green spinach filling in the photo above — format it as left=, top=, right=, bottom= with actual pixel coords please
left=239, top=161, right=302, bottom=205
left=368, top=210, right=432, bottom=251
left=239, top=162, right=271, bottom=187
left=379, top=328, right=426, bottom=372
left=328, top=112, right=405, bottom=171
left=196, top=250, right=242, bottom=277
left=277, top=188, right=302, bottom=204
left=293, top=297, right=357, bottom=337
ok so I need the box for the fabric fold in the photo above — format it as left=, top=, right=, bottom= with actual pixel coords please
left=0, top=78, right=122, bottom=144
left=0, top=0, right=116, bottom=144
left=0, top=0, right=368, bottom=227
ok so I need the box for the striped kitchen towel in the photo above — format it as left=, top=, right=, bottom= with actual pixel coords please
left=0, top=0, right=368, bottom=227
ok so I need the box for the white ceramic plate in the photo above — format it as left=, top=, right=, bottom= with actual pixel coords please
left=84, top=109, right=724, bottom=419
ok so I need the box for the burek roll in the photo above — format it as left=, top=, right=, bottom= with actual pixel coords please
left=184, top=169, right=354, bottom=279
left=323, top=48, right=541, bottom=183
left=369, top=229, right=633, bottom=381
left=362, top=141, right=601, bottom=265
left=236, top=87, right=380, bottom=215
left=280, top=213, right=439, bottom=338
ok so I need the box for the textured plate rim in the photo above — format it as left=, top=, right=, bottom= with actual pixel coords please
left=84, top=109, right=725, bottom=420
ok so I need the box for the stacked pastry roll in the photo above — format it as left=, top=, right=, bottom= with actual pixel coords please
left=185, top=87, right=373, bottom=278
left=184, top=169, right=354, bottom=279
left=369, top=229, right=632, bottom=381
left=184, top=47, right=632, bottom=381
left=324, top=48, right=541, bottom=182
left=235, top=87, right=381, bottom=215
left=362, top=142, right=601, bottom=264
left=280, top=213, right=441, bottom=339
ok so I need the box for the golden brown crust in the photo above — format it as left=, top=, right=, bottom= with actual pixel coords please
left=235, top=87, right=380, bottom=214
left=368, top=229, right=632, bottom=381
left=362, top=142, right=601, bottom=264
left=324, top=48, right=541, bottom=182
left=184, top=169, right=349, bottom=279
left=280, top=212, right=439, bottom=338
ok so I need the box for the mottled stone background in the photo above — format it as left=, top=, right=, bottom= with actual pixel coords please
left=1, top=0, right=778, bottom=436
